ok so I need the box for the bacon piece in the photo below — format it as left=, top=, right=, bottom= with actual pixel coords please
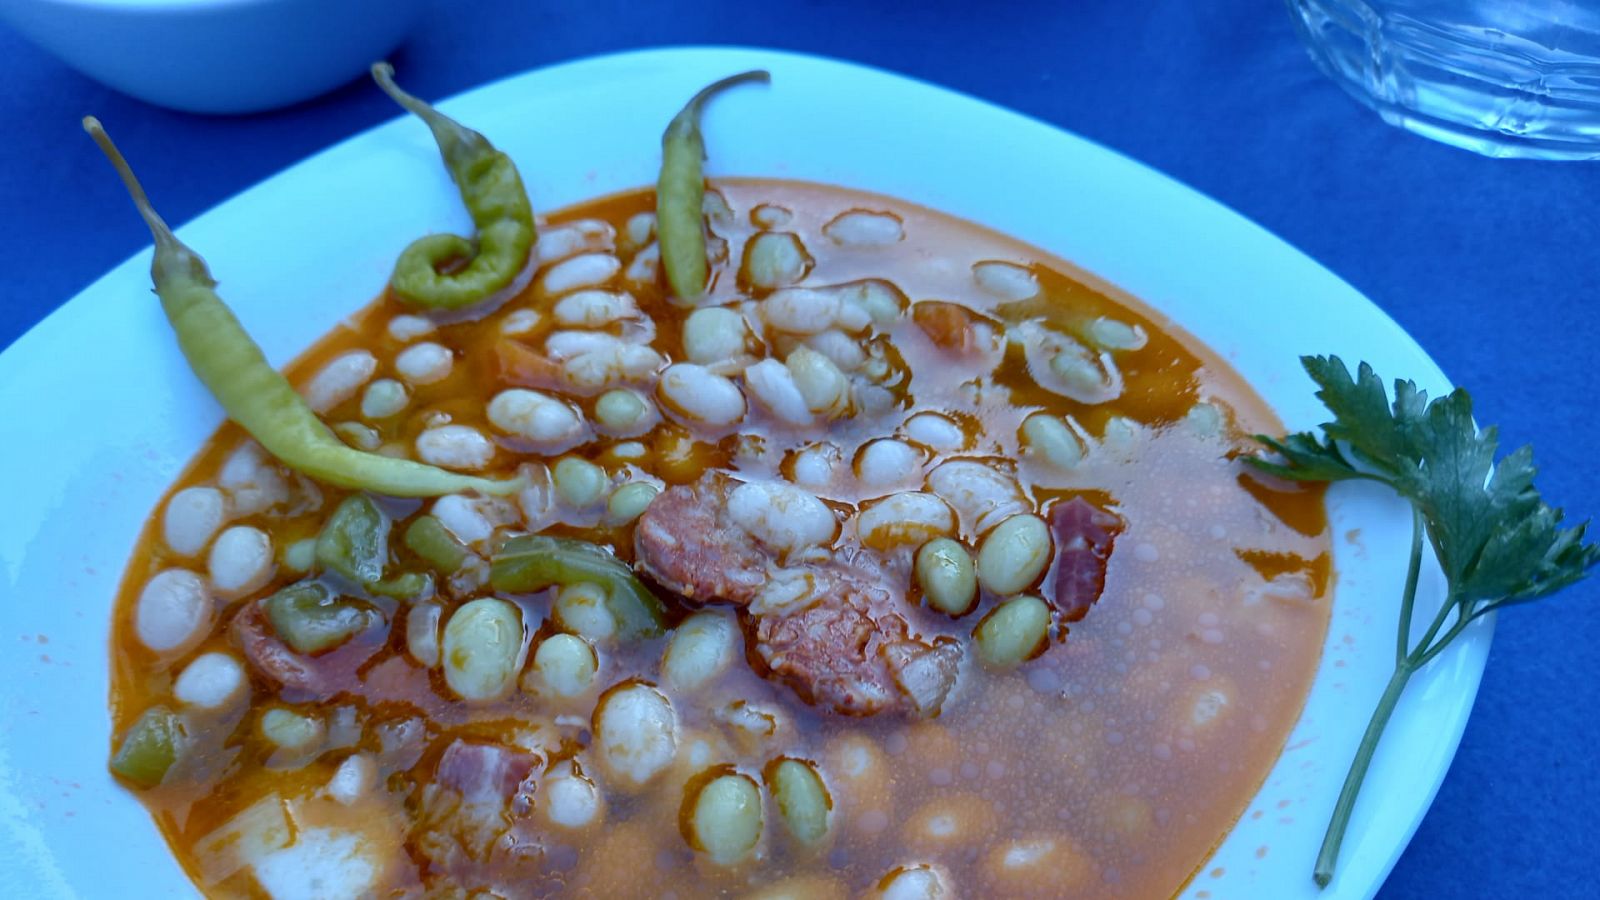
left=1048, top=497, right=1124, bottom=622
left=410, top=740, right=549, bottom=887
left=911, top=301, right=978, bottom=353
left=494, top=338, right=567, bottom=393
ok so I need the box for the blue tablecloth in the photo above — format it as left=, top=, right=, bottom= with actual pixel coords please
left=3, top=1, right=1595, bottom=895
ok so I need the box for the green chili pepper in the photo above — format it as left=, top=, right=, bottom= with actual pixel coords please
left=369, top=571, right=433, bottom=601
left=316, top=494, right=390, bottom=585
left=109, top=705, right=185, bottom=789
left=371, top=63, right=536, bottom=311
left=404, top=514, right=469, bottom=573
left=82, top=118, right=520, bottom=499
left=657, top=70, right=770, bottom=302
left=490, top=535, right=666, bottom=640
left=263, top=581, right=380, bottom=654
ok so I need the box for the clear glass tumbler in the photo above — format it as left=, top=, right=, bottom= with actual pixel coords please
left=1288, top=0, right=1600, bottom=159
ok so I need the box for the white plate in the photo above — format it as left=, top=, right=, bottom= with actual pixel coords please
left=0, top=47, right=1487, bottom=898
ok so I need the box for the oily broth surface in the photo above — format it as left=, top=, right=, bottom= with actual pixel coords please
left=109, top=180, right=1330, bottom=898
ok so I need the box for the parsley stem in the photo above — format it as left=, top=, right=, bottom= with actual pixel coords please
left=1313, top=661, right=1415, bottom=887
left=1395, top=506, right=1425, bottom=667
left=1316, top=509, right=1429, bottom=887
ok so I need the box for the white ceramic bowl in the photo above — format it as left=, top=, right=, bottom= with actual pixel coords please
left=0, top=47, right=1490, bottom=898
left=0, top=0, right=428, bottom=114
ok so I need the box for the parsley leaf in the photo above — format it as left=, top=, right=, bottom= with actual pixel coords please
left=1247, top=355, right=1598, bottom=888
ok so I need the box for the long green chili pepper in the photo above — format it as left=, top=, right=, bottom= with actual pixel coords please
left=490, top=534, right=667, bottom=640
left=83, top=118, right=520, bottom=498
left=657, top=70, right=770, bottom=302
left=371, top=62, right=536, bottom=311
left=110, top=705, right=186, bottom=789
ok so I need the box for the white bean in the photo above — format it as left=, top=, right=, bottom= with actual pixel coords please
left=606, top=481, right=659, bottom=525
left=500, top=307, right=543, bottom=336
left=751, top=203, right=792, bottom=228
left=876, top=864, right=952, bottom=900
left=281, top=538, right=317, bottom=573
left=326, top=754, right=378, bottom=806
left=726, top=480, right=837, bottom=553
left=530, top=634, right=598, bottom=697
left=539, top=252, right=621, bottom=296
left=973, top=595, right=1050, bottom=669
left=360, top=378, right=408, bottom=420
left=260, top=708, right=324, bottom=752
left=163, top=486, right=226, bottom=558
left=217, top=443, right=288, bottom=516
left=687, top=772, right=763, bottom=864
left=440, top=597, right=523, bottom=703
left=768, top=758, right=831, bottom=846
left=594, top=388, right=657, bottom=436
left=386, top=314, right=435, bottom=342
left=304, top=351, right=376, bottom=413
left=431, top=493, right=517, bottom=547
left=415, top=425, right=495, bottom=471
left=789, top=442, right=841, bottom=489
left=984, top=836, right=1091, bottom=895
left=394, top=342, right=453, bottom=385
left=915, top=538, right=977, bottom=616
left=1087, top=316, right=1147, bottom=350
left=846, top=279, right=908, bottom=327
left=406, top=602, right=443, bottom=668
left=1019, top=322, right=1123, bottom=404
left=976, top=514, right=1052, bottom=595
left=553, top=582, right=616, bottom=642
left=786, top=346, right=850, bottom=416
left=763, top=287, right=841, bottom=335
left=657, top=363, right=746, bottom=426
left=563, top=343, right=665, bottom=391
left=207, top=526, right=273, bottom=597
left=661, top=611, right=740, bottom=694
left=855, top=492, right=956, bottom=551
left=172, top=652, right=247, bottom=711
left=1021, top=413, right=1087, bottom=470
left=553, top=457, right=606, bottom=508
left=622, top=212, right=656, bottom=253
left=543, top=759, right=603, bottom=828
left=334, top=421, right=381, bottom=451
left=742, top=231, right=813, bottom=291
left=972, top=260, right=1039, bottom=301
left=744, top=359, right=813, bottom=426
left=487, top=388, right=589, bottom=448
left=903, top=412, right=965, bottom=451
left=824, top=209, right=904, bottom=247
left=926, top=461, right=1029, bottom=536
left=804, top=329, right=867, bottom=371
left=623, top=241, right=660, bottom=291
left=856, top=439, right=923, bottom=488
left=553, top=290, right=639, bottom=327
left=683, top=307, right=752, bottom=368
left=536, top=220, right=615, bottom=264
left=594, top=682, right=679, bottom=789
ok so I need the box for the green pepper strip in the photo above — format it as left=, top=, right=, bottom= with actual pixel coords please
left=316, top=494, right=391, bottom=585
left=264, top=581, right=380, bottom=655
left=83, top=119, right=520, bottom=498
left=405, top=514, right=469, bottom=573
left=490, top=535, right=666, bottom=640
left=110, top=705, right=185, bottom=789
left=371, top=63, right=537, bottom=311
left=656, top=70, right=770, bottom=302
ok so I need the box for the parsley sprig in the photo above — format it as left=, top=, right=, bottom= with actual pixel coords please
left=1249, top=355, right=1598, bottom=888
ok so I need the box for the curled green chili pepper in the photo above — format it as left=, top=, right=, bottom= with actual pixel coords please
left=371, top=62, right=536, bottom=311
left=83, top=118, right=520, bottom=498
left=110, top=705, right=186, bottom=789
left=490, top=535, right=666, bottom=640
left=657, top=70, right=770, bottom=302
left=264, top=581, right=380, bottom=654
